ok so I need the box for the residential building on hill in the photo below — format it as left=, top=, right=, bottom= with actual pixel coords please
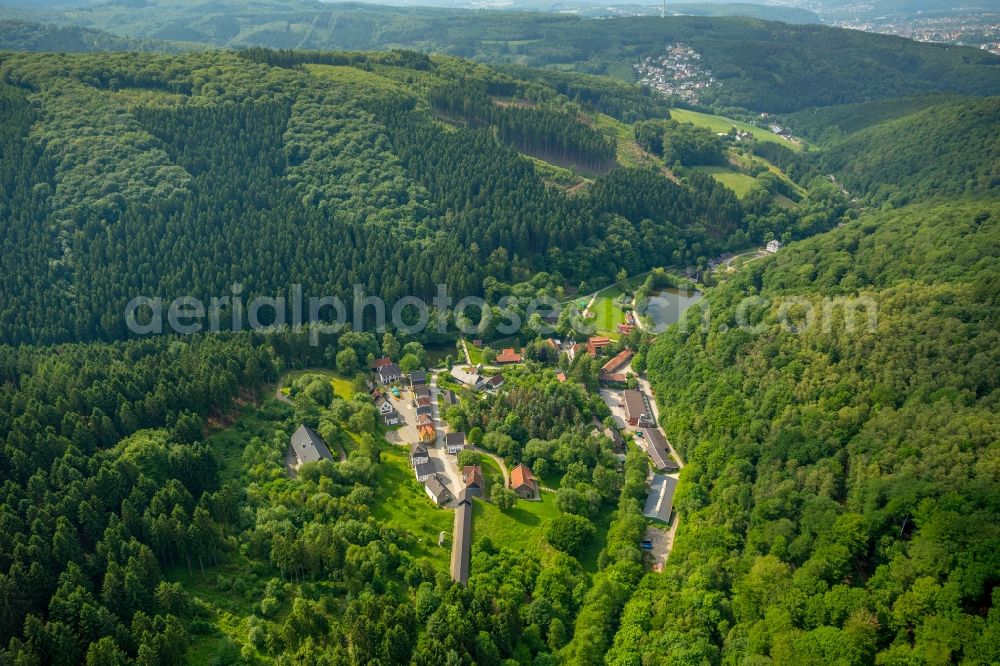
left=288, top=425, right=335, bottom=468
left=510, top=463, right=539, bottom=500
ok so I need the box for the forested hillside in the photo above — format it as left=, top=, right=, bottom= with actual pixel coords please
left=818, top=97, right=1000, bottom=206
left=2, top=2, right=999, bottom=112
left=0, top=19, right=178, bottom=53
left=0, top=48, right=826, bottom=346
left=618, top=200, right=1000, bottom=664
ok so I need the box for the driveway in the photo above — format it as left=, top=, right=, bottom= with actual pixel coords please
left=429, top=373, right=465, bottom=503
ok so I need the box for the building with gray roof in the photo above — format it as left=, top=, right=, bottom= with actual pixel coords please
left=288, top=425, right=334, bottom=468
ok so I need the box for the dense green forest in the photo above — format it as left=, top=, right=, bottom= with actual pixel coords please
left=817, top=97, right=1000, bottom=206
left=623, top=199, right=1000, bottom=664
left=2, top=2, right=999, bottom=112
left=0, top=49, right=824, bottom=346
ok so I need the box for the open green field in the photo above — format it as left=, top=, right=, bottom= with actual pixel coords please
left=371, top=444, right=454, bottom=571
left=669, top=108, right=805, bottom=150
left=590, top=295, right=627, bottom=333
left=692, top=166, right=759, bottom=198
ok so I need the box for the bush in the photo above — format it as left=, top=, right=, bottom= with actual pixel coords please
left=457, top=449, right=481, bottom=467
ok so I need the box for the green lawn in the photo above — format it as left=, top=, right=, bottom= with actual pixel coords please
left=471, top=491, right=612, bottom=575
left=371, top=444, right=453, bottom=571
left=590, top=296, right=626, bottom=332
left=586, top=284, right=631, bottom=334
left=472, top=492, right=561, bottom=557
left=465, top=341, right=484, bottom=365
left=477, top=455, right=503, bottom=496
left=692, top=166, right=759, bottom=198
left=669, top=108, right=806, bottom=150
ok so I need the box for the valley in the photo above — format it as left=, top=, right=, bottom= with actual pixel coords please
left=0, top=4, right=997, bottom=665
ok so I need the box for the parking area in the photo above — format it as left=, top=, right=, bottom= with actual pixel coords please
left=384, top=388, right=419, bottom=444
left=599, top=388, right=627, bottom=429
left=643, top=524, right=673, bottom=571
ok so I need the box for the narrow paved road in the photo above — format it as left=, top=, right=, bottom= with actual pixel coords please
left=429, top=373, right=464, bottom=496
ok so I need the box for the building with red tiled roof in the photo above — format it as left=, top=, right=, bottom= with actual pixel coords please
left=586, top=336, right=613, bottom=357
left=510, top=463, right=538, bottom=499
left=601, top=348, right=633, bottom=374
left=495, top=348, right=523, bottom=364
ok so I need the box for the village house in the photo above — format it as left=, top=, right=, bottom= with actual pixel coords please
left=495, top=348, right=523, bottom=364
left=410, top=442, right=429, bottom=465
left=418, top=423, right=436, bottom=442
left=374, top=392, right=393, bottom=415
left=413, top=385, right=430, bottom=400
left=414, top=459, right=435, bottom=482
left=623, top=389, right=655, bottom=427
left=374, top=392, right=401, bottom=426
left=483, top=375, right=505, bottom=391
left=445, top=432, right=466, bottom=454
left=510, top=463, right=539, bottom=500
left=586, top=336, right=613, bottom=357
left=288, top=425, right=335, bottom=468
left=451, top=365, right=484, bottom=389
left=600, top=348, right=633, bottom=385
left=375, top=362, right=402, bottom=385
left=424, top=474, right=452, bottom=505
left=463, top=465, right=483, bottom=497
left=409, top=371, right=427, bottom=387
left=372, top=356, right=393, bottom=370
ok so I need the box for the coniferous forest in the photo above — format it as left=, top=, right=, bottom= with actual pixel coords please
left=0, top=3, right=998, bottom=664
